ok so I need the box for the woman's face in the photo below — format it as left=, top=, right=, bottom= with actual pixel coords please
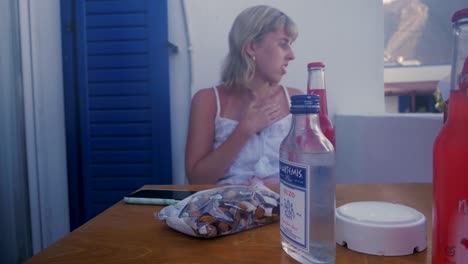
left=251, top=28, right=295, bottom=84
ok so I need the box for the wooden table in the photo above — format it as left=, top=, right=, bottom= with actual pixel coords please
left=26, top=183, right=432, bottom=264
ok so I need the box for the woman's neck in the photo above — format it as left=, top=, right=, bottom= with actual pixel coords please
left=245, top=79, right=278, bottom=100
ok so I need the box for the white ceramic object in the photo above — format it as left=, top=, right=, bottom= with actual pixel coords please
left=335, top=201, right=427, bottom=256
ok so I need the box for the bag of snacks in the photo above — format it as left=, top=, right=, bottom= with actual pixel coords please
left=157, top=184, right=280, bottom=238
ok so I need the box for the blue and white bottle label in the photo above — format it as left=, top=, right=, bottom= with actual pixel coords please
left=280, top=159, right=309, bottom=251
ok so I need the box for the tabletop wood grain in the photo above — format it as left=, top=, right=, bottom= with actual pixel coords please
left=26, top=183, right=432, bottom=264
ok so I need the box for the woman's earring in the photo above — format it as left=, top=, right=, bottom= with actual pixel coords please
left=252, top=55, right=256, bottom=61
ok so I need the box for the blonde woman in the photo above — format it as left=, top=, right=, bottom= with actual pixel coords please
left=185, top=5, right=303, bottom=184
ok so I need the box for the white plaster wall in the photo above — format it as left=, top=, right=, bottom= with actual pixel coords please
left=19, top=0, right=70, bottom=253
left=335, top=113, right=442, bottom=183
left=385, top=95, right=399, bottom=113
left=385, top=65, right=451, bottom=83
left=168, top=1, right=192, bottom=184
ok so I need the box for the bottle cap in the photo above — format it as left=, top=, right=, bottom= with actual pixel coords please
left=336, top=201, right=427, bottom=256
left=452, top=8, right=468, bottom=22
left=290, top=94, right=320, bottom=114
left=307, top=62, right=325, bottom=68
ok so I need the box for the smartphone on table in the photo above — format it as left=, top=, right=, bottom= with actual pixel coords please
left=124, top=189, right=197, bottom=205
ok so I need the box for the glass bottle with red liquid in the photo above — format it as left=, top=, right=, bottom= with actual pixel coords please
left=432, top=8, right=468, bottom=264
left=307, top=62, right=336, bottom=147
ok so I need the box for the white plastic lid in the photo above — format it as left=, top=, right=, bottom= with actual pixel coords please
left=336, top=201, right=427, bottom=256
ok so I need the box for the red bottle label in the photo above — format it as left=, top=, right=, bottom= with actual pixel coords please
left=452, top=201, right=468, bottom=262
left=460, top=57, right=468, bottom=95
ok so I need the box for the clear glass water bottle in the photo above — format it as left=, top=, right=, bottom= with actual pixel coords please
left=279, top=94, right=336, bottom=264
left=432, top=8, right=468, bottom=264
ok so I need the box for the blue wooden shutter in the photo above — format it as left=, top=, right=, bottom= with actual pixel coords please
left=70, top=0, right=172, bottom=221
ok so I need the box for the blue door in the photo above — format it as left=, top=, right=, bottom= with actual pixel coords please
left=61, top=0, right=172, bottom=229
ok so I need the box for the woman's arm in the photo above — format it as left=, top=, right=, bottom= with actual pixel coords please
left=185, top=89, right=251, bottom=184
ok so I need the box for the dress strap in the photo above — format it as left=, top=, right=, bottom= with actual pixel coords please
left=212, top=86, right=221, bottom=117
left=281, top=85, right=291, bottom=106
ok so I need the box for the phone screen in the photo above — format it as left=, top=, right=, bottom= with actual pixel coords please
left=126, top=189, right=197, bottom=201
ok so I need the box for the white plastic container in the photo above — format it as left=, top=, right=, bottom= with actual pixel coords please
left=335, top=201, right=427, bottom=256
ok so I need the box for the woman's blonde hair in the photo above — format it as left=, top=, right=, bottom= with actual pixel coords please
left=221, top=5, right=298, bottom=88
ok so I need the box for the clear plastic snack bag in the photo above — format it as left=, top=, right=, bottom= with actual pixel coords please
left=157, top=184, right=280, bottom=238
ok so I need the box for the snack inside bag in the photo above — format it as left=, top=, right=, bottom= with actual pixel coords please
left=157, top=184, right=280, bottom=238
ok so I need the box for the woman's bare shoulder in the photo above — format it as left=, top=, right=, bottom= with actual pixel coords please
left=191, top=87, right=217, bottom=117
left=192, top=87, right=217, bottom=105
left=193, top=87, right=216, bottom=100
left=286, top=87, right=304, bottom=96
